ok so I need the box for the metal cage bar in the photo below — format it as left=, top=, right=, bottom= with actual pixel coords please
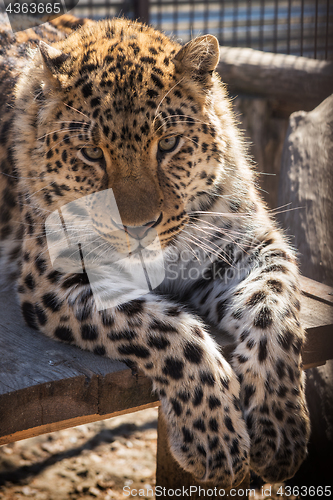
left=71, top=0, right=332, bottom=60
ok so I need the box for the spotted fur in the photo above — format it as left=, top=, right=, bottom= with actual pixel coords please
left=0, top=14, right=310, bottom=486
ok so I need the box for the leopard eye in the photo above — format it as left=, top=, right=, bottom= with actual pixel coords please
left=81, top=147, right=104, bottom=161
left=158, top=136, right=179, bottom=153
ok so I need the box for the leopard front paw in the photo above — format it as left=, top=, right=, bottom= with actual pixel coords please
left=246, top=402, right=310, bottom=482
left=161, top=378, right=250, bottom=488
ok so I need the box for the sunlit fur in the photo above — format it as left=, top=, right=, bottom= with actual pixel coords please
left=0, top=15, right=309, bottom=486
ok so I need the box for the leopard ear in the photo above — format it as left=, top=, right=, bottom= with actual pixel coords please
left=173, top=35, right=219, bottom=83
left=39, top=41, right=70, bottom=79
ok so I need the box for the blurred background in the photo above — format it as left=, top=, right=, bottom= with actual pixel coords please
left=69, top=0, right=332, bottom=60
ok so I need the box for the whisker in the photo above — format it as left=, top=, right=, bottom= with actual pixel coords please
left=188, top=217, right=256, bottom=249
left=48, top=133, right=89, bottom=152
left=153, top=77, right=185, bottom=121
left=189, top=210, right=251, bottom=218
left=182, top=230, right=231, bottom=264
left=190, top=222, right=252, bottom=255
left=174, top=238, right=201, bottom=261
left=184, top=228, right=233, bottom=258
left=63, top=102, right=90, bottom=120
left=179, top=234, right=215, bottom=263
left=37, top=127, right=88, bottom=141
left=184, top=236, right=221, bottom=263
left=24, top=182, right=56, bottom=201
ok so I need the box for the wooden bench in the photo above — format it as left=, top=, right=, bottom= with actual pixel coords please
left=1, top=276, right=333, bottom=497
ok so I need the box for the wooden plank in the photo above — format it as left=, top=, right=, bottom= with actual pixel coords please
left=300, top=295, right=333, bottom=329
left=0, top=401, right=159, bottom=446
left=300, top=276, right=333, bottom=306
left=0, top=290, right=157, bottom=443
left=217, top=47, right=333, bottom=113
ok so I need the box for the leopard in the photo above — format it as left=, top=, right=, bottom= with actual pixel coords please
left=0, top=12, right=310, bottom=488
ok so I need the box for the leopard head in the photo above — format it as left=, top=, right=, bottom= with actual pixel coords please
left=14, top=18, right=240, bottom=258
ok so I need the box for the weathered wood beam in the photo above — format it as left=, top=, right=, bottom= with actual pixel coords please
left=217, top=46, right=333, bottom=110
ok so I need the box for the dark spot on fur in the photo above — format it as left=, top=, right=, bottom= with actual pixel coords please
left=118, top=344, right=150, bottom=358
left=247, top=291, right=266, bottom=306
left=24, top=273, right=35, bottom=290
left=81, top=324, right=98, bottom=341
left=240, top=330, right=250, bottom=342
left=225, top=416, right=235, bottom=433
left=47, top=270, right=63, bottom=284
left=35, top=304, right=47, bottom=326
left=147, top=335, right=170, bottom=350
left=216, top=299, right=228, bottom=323
left=277, top=329, right=294, bottom=351
left=170, top=398, right=182, bottom=416
left=165, top=306, right=181, bottom=316
left=209, top=418, right=219, bottom=432
left=200, top=371, right=215, bottom=386
left=94, top=345, right=106, bottom=356
left=230, top=438, right=239, bottom=455
left=258, top=337, right=268, bottom=362
left=117, top=299, right=145, bottom=315
left=82, top=82, right=93, bottom=97
left=183, top=342, right=203, bottom=364
left=193, top=419, right=206, bottom=432
left=178, top=390, right=190, bottom=402
left=254, top=306, right=273, bottom=329
left=267, top=279, right=284, bottom=293
left=162, top=357, right=184, bottom=380
left=42, top=292, right=62, bottom=312
left=197, top=445, right=207, bottom=457
left=99, top=310, right=115, bottom=327
left=243, top=385, right=256, bottom=407
left=108, top=330, right=137, bottom=341
left=54, top=326, right=74, bottom=342
left=208, top=436, right=219, bottom=450
left=35, top=256, right=47, bottom=275
left=182, top=427, right=194, bottom=443
left=21, top=302, right=38, bottom=329
left=193, top=386, right=203, bottom=406
left=275, top=409, right=284, bottom=421
left=208, top=396, right=221, bottom=410
left=149, top=318, right=177, bottom=333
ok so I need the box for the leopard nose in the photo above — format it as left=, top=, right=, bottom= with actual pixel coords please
left=123, top=213, right=162, bottom=240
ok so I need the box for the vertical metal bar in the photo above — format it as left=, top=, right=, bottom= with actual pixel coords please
left=273, top=0, right=278, bottom=53
left=233, top=0, right=238, bottom=47
left=156, top=0, right=162, bottom=31
left=314, top=0, right=319, bottom=58
left=104, top=0, right=109, bottom=17
left=173, top=0, right=178, bottom=37
left=259, top=0, right=265, bottom=51
left=204, top=0, right=209, bottom=34
left=325, top=0, right=329, bottom=59
left=134, top=0, right=150, bottom=25
left=189, top=0, right=195, bottom=38
left=246, top=0, right=252, bottom=48
left=219, top=0, right=225, bottom=45
left=287, top=0, right=292, bottom=54
left=88, top=0, right=93, bottom=18
left=300, top=0, right=304, bottom=56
